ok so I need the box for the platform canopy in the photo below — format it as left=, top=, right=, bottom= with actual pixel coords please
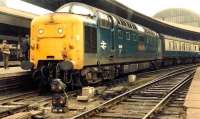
left=24, top=0, right=200, bottom=40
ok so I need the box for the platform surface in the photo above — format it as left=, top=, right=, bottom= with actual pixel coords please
left=0, top=61, right=20, bottom=67
left=0, top=67, right=30, bottom=78
left=184, top=67, right=200, bottom=119
left=0, top=67, right=28, bottom=74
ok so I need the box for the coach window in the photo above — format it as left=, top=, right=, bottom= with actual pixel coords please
left=168, top=42, right=171, bottom=51
left=190, top=44, right=192, bottom=51
left=199, top=45, right=200, bottom=52
left=195, top=45, right=197, bottom=52
left=184, top=43, right=186, bottom=51
left=84, top=26, right=97, bottom=53
left=188, top=44, right=190, bottom=51
left=169, top=41, right=173, bottom=51
left=193, top=45, right=195, bottom=51
left=187, top=43, right=190, bottom=51
left=191, top=44, right=193, bottom=51
left=179, top=42, right=182, bottom=51
left=181, top=42, right=185, bottom=51
left=174, top=42, right=177, bottom=51
left=185, top=44, right=188, bottom=51
left=99, top=12, right=112, bottom=28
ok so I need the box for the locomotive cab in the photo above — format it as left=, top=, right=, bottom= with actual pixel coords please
left=27, top=3, right=99, bottom=71
left=21, top=2, right=101, bottom=89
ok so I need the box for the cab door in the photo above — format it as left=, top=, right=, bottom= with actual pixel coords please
left=109, top=16, right=116, bottom=59
left=116, top=29, right=124, bottom=57
left=98, top=12, right=114, bottom=60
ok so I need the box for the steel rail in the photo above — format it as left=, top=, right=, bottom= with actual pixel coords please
left=136, top=64, right=191, bottom=77
left=71, top=65, right=197, bottom=119
left=142, top=72, right=194, bottom=119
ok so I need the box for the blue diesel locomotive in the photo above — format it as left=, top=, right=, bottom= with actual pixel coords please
left=23, top=2, right=200, bottom=88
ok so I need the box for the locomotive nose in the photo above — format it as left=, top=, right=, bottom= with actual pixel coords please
left=30, top=13, right=84, bottom=69
left=33, top=23, right=67, bottom=60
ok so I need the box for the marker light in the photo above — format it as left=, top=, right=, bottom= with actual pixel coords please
left=38, top=29, right=44, bottom=34
left=58, top=28, right=63, bottom=34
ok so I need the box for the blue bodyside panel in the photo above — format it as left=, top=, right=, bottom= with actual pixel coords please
left=113, top=26, right=160, bottom=60
left=98, top=27, right=112, bottom=58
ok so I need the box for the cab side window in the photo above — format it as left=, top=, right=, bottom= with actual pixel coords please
left=84, top=26, right=97, bottom=53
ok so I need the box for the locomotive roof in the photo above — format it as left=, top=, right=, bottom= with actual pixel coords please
left=56, top=2, right=159, bottom=37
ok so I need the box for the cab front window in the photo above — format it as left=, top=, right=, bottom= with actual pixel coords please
left=57, top=4, right=94, bottom=17
left=71, top=5, right=94, bottom=16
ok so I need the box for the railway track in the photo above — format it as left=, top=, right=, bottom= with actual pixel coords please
left=0, top=64, right=197, bottom=118
left=71, top=65, right=196, bottom=119
left=0, top=90, right=50, bottom=118
left=136, top=64, right=191, bottom=77
left=153, top=80, right=191, bottom=119
left=0, top=64, right=191, bottom=94
left=0, top=72, right=32, bottom=93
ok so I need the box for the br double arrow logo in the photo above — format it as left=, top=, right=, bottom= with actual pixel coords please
left=100, top=40, right=107, bottom=50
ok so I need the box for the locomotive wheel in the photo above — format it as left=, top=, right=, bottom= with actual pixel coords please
left=79, top=75, right=88, bottom=86
left=32, top=67, right=51, bottom=93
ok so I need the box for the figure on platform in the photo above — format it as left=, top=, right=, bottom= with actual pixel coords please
left=17, top=36, right=23, bottom=61
left=21, top=35, right=29, bottom=60
left=1, top=40, right=10, bottom=69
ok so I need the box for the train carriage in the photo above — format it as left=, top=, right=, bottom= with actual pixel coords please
left=161, top=35, right=200, bottom=64
left=22, top=2, right=200, bottom=89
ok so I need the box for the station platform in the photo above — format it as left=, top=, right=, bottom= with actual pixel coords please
left=0, top=61, right=20, bottom=67
left=184, top=67, right=200, bottom=119
left=0, top=67, right=30, bottom=78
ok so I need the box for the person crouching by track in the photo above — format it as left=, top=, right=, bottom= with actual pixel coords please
left=1, top=40, right=10, bottom=69
left=51, top=79, right=68, bottom=113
